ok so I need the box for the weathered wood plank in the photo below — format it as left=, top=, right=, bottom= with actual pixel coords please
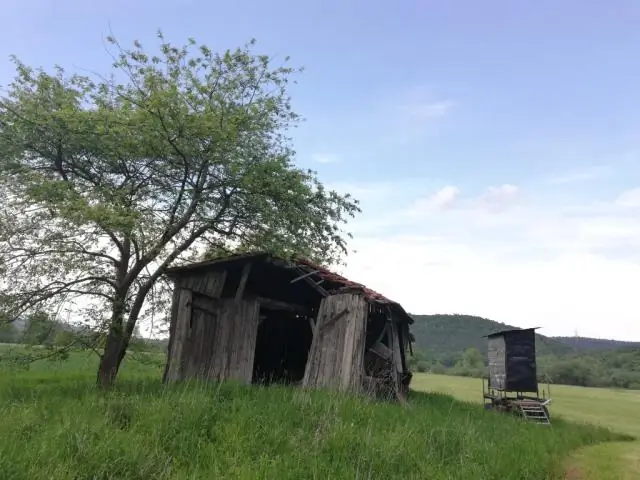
left=186, top=297, right=259, bottom=384
left=235, top=263, right=252, bottom=301
left=369, top=342, right=392, bottom=362
left=180, top=271, right=227, bottom=297
left=387, top=319, right=403, bottom=394
left=339, top=301, right=367, bottom=392
left=225, top=297, right=260, bottom=382
left=191, top=294, right=219, bottom=315
left=390, top=322, right=403, bottom=374
left=183, top=306, right=206, bottom=379
left=303, top=293, right=368, bottom=392
left=163, top=271, right=228, bottom=383
left=162, top=281, right=182, bottom=382
left=257, top=297, right=311, bottom=316
left=165, top=288, right=192, bottom=383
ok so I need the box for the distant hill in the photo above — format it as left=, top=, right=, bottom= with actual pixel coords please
left=552, top=336, right=640, bottom=352
left=410, top=314, right=573, bottom=357
left=408, top=314, right=640, bottom=390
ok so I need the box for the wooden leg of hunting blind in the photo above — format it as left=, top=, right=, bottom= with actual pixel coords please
left=303, top=293, right=368, bottom=392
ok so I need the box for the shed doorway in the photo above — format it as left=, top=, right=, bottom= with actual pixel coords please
left=251, top=307, right=314, bottom=385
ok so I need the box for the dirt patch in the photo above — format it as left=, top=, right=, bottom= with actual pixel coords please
left=563, top=466, right=583, bottom=479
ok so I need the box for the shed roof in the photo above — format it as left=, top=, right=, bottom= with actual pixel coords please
left=166, top=252, right=413, bottom=323
left=485, top=327, right=540, bottom=339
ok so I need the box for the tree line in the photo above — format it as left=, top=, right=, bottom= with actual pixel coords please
left=408, top=346, right=640, bottom=390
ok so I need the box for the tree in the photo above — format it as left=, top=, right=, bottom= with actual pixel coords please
left=0, top=32, right=360, bottom=387
left=461, top=347, right=484, bottom=368
left=546, top=359, right=593, bottom=387
left=0, top=313, right=18, bottom=344
left=22, top=311, right=57, bottom=345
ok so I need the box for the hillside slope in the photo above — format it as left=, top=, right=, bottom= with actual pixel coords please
left=553, top=336, right=640, bottom=351
left=410, top=314, right=572, bottom=357
left=0, top=355, right=627, bottom=480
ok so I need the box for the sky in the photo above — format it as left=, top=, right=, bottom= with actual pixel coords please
left=1, top=1, right=639, bottom=340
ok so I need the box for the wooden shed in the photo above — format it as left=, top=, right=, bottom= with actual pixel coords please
left=162, top=252, right=414, bottom=399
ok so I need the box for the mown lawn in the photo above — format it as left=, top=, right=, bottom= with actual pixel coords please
left=0, top=347, right=635, bottom=479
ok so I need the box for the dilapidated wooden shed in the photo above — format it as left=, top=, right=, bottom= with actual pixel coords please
left=162, top=252, right=414, bottom=399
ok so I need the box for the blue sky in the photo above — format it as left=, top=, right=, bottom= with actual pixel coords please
left=2, top=1, right=639, bottom=339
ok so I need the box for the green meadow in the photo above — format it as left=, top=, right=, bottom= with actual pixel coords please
left=0, top=347, right=637, bottom=479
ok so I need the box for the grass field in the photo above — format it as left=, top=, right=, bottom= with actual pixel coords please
left=412, top=373, right=640, bottom=479
left=412, top=373, right=640, bottom=438
left=0, top=346, right=637, bottom=479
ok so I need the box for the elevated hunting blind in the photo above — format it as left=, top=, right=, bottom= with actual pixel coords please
left=482, top=327, right=552, bottom=425
left=486, top=327, right=538, bottom=393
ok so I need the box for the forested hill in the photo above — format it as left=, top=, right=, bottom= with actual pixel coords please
left=409, top=314, right=640, bottom=389
left=410, top=314, right=573, bottom=357
left=409, top=314, right=640, bottom=356
left=552, top=336, right=640, bottom=351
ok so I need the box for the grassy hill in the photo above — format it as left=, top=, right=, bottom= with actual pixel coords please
left=0, top=347, right=631, bottom=480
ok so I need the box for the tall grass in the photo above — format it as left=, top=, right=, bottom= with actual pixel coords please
left=0, top=361, right=630, bottom=480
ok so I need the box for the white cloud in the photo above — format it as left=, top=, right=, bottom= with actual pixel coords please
left=366, top=85, right=456, bottom=145
left=475, top=184, right=520, bottom=212
left=548, top=165, right=609, bottom=184
left=338, top=182, right=640, bottom=341
left=393, top=86, right=456, bottom=122
left=616, top=188, right=640, bottom=208
left=311, top=153, right=340, bottom=164
left=405, top=184, right=521, bottom=220
left=409, top=185, right=460, bottom=213
left=399, top=100, right=456, bottom=120
left=326, top=177, right=443, bottom=205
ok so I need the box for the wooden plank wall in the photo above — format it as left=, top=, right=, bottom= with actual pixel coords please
left=179, top=295, right=260, bottom=383
left=303, top=292, right=368, bottom=392
left=164, top=271, right=227, bottom=383
left=180, top=271, right=228, bottom=297
left=165, top=287, right=193, bottom=382
left=162, top=284, right=182, bottom=382
left=220, top=298, right=260, bottom=382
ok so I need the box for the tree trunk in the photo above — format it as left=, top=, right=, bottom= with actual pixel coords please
left=97, top=327, right=129, bottom=388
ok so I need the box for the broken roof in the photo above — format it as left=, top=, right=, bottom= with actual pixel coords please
left=166, top=252, right=413, bottom=323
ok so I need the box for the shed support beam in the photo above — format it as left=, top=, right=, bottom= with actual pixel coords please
left=235, top=262, right=252, bottom=301
left=256, top=297, right=312, bottom=317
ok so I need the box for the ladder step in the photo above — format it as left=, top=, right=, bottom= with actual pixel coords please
left=517, top=402, right=551, bottom=425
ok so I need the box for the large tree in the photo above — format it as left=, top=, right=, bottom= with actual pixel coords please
left=0, top=32, right=359, bottom=387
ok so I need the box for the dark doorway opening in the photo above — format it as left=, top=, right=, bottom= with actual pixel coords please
left=252, top=307, right=313, bottom=385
